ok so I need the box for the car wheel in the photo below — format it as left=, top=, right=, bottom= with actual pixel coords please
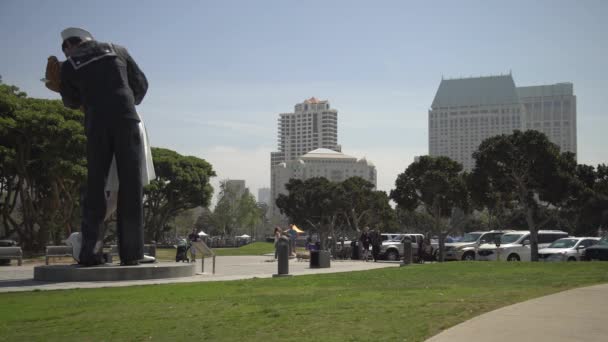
left=462, top=252, right=475, bottom=261
left=567, top=257, right=577, bottom=262
left=507, top=254, right=520, bottom=262
left=386, top=250, right=399, bottom=261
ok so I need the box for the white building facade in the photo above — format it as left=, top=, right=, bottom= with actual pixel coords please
left=517, top=83, right=577, bottom=155
left=270, top=98, right=341, bottom=215
left=428, top=75, right=576, bottom=171
left=271, top=148, right=377, bottom=213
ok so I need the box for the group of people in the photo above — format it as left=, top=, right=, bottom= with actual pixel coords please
left=359, top=227, right=382, bottom=262
left=273, top=225, right=300, bottom=258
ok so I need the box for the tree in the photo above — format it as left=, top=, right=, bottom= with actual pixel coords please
left=143, top=148, right=215, bottom=242
left=0, top=84, right=86, bottom=251
left=209, top=181, right=262, bottom=237
left=276, top=177, right=341, bottom=249
left=558, top=163, right=608, bottom=236
left=390, top=156, right=470, bottom=261
left=337, top=177, right=393, bottom=233
left=471, top=130, right=577, bottom=261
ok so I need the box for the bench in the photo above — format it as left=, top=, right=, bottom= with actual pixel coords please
left=0, top=246, right=23, bottom=266
left=45, top=245, right=74, bottom=265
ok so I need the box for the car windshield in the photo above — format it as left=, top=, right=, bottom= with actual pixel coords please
left=500, top=234, right=524, bottom=244
left=461, top=233, right=482, bottom=243
left=548, top=238, right=577, bottom=249
left=598, top=237, right=608, bottom=246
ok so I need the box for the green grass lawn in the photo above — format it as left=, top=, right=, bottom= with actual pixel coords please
left=212, top=242, right=275, bottom=256
left=155, top=242, right=276, bottom=261
left=1, top=262, right=607, bottom=341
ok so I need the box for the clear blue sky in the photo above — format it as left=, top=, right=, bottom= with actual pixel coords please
left=1, top=0, right=607, bottom=200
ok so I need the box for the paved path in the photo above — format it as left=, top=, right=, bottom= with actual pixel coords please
left=426, top=283, right=608, bottom=342
left=0, top=256, right=399, bottom=293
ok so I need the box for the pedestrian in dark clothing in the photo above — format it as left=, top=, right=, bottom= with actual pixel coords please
left=370, top=229, right=382, bottom=262
left=360, top=227, right=371, bottom=261
left=59, top=27, right=148, bottom=266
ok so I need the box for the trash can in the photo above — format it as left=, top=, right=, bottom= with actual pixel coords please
left=350, top=240, right=359, bottom=260
left=310, top=250, right=331, bottom=268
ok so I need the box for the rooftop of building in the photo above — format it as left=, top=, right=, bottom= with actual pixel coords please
left=517, top=83, right=574, bottom=98
left=303, top=97, right=327, bottom=104
left=300, top=148, right=355, bottom=160
left=431, top=74, right=520, bottom=108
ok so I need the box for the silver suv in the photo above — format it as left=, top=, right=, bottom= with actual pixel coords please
left=380, top=234, right=424, bottom=261
left=443, top=230, right=512, bottom=261
left=538, top=237, right=600, bottom=261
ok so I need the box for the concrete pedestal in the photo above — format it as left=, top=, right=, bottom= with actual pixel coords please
left=33, top=262, right=195, bottom=282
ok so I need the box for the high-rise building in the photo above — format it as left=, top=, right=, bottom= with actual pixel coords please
left=270, top=98, right=341, bottom=215
left=271, top=97, right=340, bottom=167
left=272, top=148, right=376, bottom=214
left=517, top=83, right=577, bottom=155
left=224, top=179, right=247, bottom=198
left=257, top=187, right=271, bottom=206
left=428, top=74, right=576, bottom=171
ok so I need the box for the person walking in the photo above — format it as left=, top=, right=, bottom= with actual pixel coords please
left=58, top=27, right=148, bottom=266
left=370, top=228, right=382, bottom=262
left=360, top=227, right=371, bottom=261
left=273, top=227, right=282, bottom=259
left=188, top=229, right=200, bottom=262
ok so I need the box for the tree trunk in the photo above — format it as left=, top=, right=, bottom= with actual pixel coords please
left=525, top=206, right=539, bottom=262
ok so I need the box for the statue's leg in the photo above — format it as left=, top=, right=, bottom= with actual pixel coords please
left=114, top=119, right=144, bottom=265
left=80, top=126, right=113, bottom=266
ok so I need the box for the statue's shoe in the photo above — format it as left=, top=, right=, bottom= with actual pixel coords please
left=120, top=259, right=139, bottom=266
left=120, top=255, right=155, bottom=266
left=140, top=255, right=156, bottom=263
left=65, top=232, right=82, bottom=263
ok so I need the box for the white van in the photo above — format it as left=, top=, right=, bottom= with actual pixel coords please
left=477, top=230, right=568, bottom=261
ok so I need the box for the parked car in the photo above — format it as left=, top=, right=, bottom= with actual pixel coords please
left=584, top=236, right=608, bottom=261
left=0, top=239, right=18, bottom=266
left=443, top=230, right=513, bottom=261
left=538, top=237, right=600, bottom=261
left=477, top=230, right=568, bottom=261
left=380, top=234, right=425, bottom=261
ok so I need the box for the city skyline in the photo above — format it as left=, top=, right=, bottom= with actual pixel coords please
left=1, top=0, right=607, bottom=206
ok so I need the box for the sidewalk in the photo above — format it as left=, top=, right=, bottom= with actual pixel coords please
left=426, top=283, right=608, bottom=342
left=0, top=255, right=399, bottom=293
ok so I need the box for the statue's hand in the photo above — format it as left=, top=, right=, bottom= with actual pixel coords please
left=45, top=56, right=62, bottom=93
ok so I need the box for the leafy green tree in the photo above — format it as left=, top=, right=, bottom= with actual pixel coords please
left=276, top=177, right=341, bottom=249
left=390, top=156, right=470, bottom=261
left=0, top=84, right=86, bottom=250
left=471, top=130, right=577, bottom=261
left=559, top=163, right=608, bottom=236
left=143, top=148, right=215, bottom=242
left=209, top=181, right=262, bottom=238
left=338, top=177, right=393, bottom=232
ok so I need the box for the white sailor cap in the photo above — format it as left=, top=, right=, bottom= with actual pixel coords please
left=61, top=27, right=94, bottom=41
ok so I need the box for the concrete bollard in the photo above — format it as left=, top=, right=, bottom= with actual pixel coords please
left=400, top=237, right=412, bottom=267
left=273, top=237, right=292, bottom=278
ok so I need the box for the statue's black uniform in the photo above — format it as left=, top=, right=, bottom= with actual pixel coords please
left=60, top=40, right=148, bottom=265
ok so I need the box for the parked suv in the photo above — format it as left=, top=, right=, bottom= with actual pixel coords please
left=477, top=230, right=568, bottom=261
left=443, top=230, right=512, bottom=261
left=584, top=236, right=608, bottom=261
left=380, top=234, right=424, bottom=261
left=538, top=237, right=599, bottom=261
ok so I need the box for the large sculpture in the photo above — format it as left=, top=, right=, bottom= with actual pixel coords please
left=49, top=27, right=153, bottom=266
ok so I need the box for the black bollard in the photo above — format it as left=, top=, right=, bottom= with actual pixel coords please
left=400, top=237, right=412, bottom=267
left=273, top=237, right=292, bottom=278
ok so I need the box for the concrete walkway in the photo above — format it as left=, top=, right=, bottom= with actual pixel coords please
left=426, top=283, right=608, bottom=342
left=0, top=256, right=399, bottom=293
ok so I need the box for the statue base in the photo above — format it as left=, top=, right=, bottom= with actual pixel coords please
left=33, top=262, right=195, bottom=282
